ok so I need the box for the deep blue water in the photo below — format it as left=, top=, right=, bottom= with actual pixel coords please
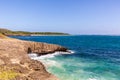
left=11, top=35, right=120, bottom=80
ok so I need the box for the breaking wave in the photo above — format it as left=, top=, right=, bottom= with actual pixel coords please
left=28, top=50, right=75, bottom=60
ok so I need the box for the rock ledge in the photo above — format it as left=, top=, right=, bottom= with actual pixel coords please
left=0, top=35, right=67, bottom=80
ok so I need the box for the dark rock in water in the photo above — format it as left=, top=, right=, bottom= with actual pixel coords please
left=0, top=35, right=67, bottom=80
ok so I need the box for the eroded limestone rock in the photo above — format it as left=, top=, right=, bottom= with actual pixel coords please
left=0, top=35, right=67, bottom=80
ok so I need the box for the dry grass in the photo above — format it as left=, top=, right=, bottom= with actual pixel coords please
left=0, top=70, right=18, bottom=80
left=0, top=66, right=19, bottom=80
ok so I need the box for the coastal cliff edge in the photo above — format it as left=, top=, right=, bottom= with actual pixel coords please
left=0, top=34, right=67, bottom=80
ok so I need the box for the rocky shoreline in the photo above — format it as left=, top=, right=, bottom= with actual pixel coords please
left=0, top=34, right=67, bottom=80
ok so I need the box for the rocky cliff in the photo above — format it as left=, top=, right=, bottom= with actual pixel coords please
left=0, top=34, right=67, bottom=80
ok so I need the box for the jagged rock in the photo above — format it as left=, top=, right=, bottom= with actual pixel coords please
left=28, top=71, right=59, bottom=80
left=0, top=37, right=67, bottom=64
left=0, top=35, right=67, bottom=80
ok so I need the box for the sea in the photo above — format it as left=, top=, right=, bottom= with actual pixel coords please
left=11, top=35, right=120, bottom=80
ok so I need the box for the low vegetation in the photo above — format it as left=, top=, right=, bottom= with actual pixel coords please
left=0, top=70, right=18, bottom=80
left=0, top=67, right=18, bottom=80
left=0, top=28, right=69, bottom=36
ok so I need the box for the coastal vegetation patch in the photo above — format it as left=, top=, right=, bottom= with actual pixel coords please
left=0, top=67, right=18, bottom=80
left=0, top=28, right=69, bottom=36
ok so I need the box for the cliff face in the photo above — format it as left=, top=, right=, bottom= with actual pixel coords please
left=0, top=35, right=67, bottom=80
left=0, top=39, right=67, bottom=63
left=25, top=41, right=67, bottom=54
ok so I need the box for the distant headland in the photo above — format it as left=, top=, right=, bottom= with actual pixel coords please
left=0, top=28, right=69, bottom=36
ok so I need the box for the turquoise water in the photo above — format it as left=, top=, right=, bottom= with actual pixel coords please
left=11, top=35, right=120, bottom=80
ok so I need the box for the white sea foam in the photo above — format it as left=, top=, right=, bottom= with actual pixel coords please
left=28, top=53, right=38, bottom=58
left=38, top=52, right=61, bottom=59
left=28, top=50, right=74, bottom=68
left=28, top=50, right=75, bottom=60
left=67, top=50, right=75, bottom=54
left=88, top=78, right=97, bottom=80
left=28, top=53, right=65, bottom=69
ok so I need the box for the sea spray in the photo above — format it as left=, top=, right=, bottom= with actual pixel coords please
left=28, top=50, right=74, bottom=68
left=28, top=50, right=74, bottom=59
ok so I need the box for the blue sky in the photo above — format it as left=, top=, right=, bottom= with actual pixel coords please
left=0, top=0, right=120, bottom=34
